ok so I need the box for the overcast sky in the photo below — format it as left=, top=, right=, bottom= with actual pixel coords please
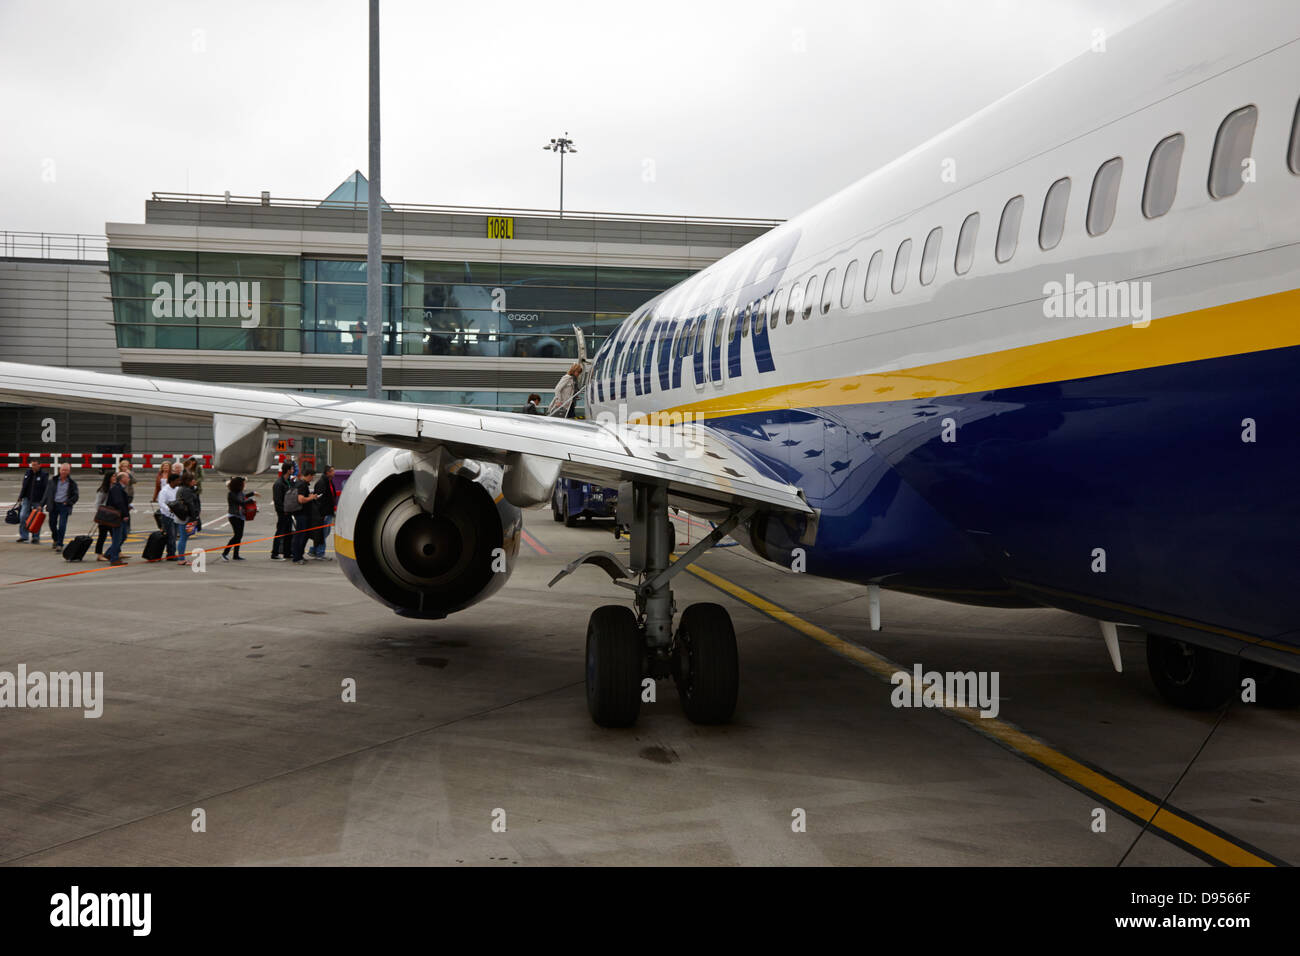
left=1, top=0, right=1171, bottom=236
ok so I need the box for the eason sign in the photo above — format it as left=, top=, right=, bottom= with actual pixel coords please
left=151, top=273, right=261, bottom=328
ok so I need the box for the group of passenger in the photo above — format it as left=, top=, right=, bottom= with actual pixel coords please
left=9, top=455, right=337, bottom=568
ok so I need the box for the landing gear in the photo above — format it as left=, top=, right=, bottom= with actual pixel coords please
left=551, top=481, right=754, bottom=728
left=1146, top=633, right=1239, bottom=709
left=673, top=602, right=739, bottom=723
left=586, top=605, right=642, bottom=727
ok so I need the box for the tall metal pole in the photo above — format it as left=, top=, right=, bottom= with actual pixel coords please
left=365, top=0, right=382, bottom=401
left=559, top=148, right=564, bottom=219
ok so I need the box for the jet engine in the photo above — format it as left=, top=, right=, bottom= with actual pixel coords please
left=333, top=447, right=522, bottom=619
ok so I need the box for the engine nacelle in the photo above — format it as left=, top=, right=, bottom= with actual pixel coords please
left=333, top=447, right=522, bottom=619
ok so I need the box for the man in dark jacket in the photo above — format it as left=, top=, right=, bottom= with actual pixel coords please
left=290, top=466, right=321, bottom=565
left=521, top=393, right=543, bottom=415
left=16, top=462, right=50, bottom=544
left=309, top=465, right=336, bottom=560
left=270, top=461, right=294, bottom=560
left=41, top=462, right=80, bottom=550
left=103, top=473, right=132, bottom=567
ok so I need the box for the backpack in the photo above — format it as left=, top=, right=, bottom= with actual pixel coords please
left=283, top=483, right=303, bottom=514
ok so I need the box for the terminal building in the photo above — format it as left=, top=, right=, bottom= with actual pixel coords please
left=0, top=173, right=777, bottom=469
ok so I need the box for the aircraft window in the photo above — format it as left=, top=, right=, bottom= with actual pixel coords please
left=841, top=259, right=859, bottom=308
left=891, top=239, right=912, bottom=294
left=955, top=212, right=979, bottom=275
left=1087, top=158, right=1123, bottom=235
left=753, top=296, right=766, bottom=335
left=770, top=287, right=785, bottom=329
left=821, top=268, right=838, bottom=314
left=1142, top=134, right=1184, bottom=219
left=787, top=282, right=803, bottom=324
left=1039, top=177, right=1071, bottom=249
left=727, top=306, right=740, bottom=342
left=1290, top=98, right=1300, bottom=174
left=714, top=311, right=726, bottom=348
left=693, top=319, right=705, bottom=355
left=864, top=249, right=883, bottom=301
left=1209, top=105, right=1257, bottom=199
left=920, top=227, right=943, bottom=285
left=802, top=275, right=819, bottom=319
left=741, top=303, right=751, bottom=337
left=996, top=196, right=1024, bottom=262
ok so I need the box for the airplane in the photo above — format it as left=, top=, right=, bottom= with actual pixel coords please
left=2, top=0, right=1298, bottom=727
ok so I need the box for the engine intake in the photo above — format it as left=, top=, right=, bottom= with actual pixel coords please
left=334, top=447, right=521, bottom=619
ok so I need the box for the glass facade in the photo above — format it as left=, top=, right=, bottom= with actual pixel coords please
left=109, top=250, right=302, bottom=351
left=109, top=250, right=690, bottom=358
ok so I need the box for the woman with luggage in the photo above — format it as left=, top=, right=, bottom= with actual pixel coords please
left=221, top=476, right=255, bottom=561
left=92, top=468, right=114, bottom=560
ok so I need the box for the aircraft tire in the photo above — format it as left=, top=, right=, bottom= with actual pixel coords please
left=673, top=603, right=738, bottom=724
left=1146, top=633, right=1238, bottom=709
left=586, top=605, right=643, bottom=727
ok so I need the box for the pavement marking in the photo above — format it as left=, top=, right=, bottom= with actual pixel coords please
left=684, top=558, right=1287, bottom=868
left=520, top=528, right=550, bottom=556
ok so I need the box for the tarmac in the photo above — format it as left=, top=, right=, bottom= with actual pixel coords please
left=0, top=473, right=1296, bottom=866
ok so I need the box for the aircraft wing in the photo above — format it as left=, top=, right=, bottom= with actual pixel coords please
left=0, top=362, right=811, bottom=517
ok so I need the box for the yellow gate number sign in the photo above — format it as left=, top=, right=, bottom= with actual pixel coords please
left=486, top=216, right=514, bottom=239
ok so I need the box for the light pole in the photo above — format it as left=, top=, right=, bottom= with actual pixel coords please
left=542, top=132, right=577, bottom=218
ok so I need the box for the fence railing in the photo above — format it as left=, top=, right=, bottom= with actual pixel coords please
left=1, top=232, right=108, bottom=262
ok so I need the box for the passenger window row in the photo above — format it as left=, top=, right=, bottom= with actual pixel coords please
left=596, top=97, right=1300, bottom=388
left=753, top=98, right=1294, bottom=327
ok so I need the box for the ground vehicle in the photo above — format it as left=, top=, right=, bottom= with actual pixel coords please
left=551, top=477, right=617, bottom=527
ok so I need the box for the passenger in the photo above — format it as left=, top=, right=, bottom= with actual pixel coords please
left=152, top=459, right=173, bottom=505
left=117, top=469, right=135, bottom=544
left=156, top=472, right=180, bottom=560
left=102, top=472, right=132, bottom=567
left=270, top=461, right=294, bottom=560
left=92, top=468, right=114, bottom=560
left=15, top=461, right=50, bottom=544
left=173, top=473, right=201, bottom=566
left=183, top=457, right=203, bottom=530
left=41, top=462, right=80, bottom=552
left=290, top=465, right=321, bottom=565
left=547, top=362, right=584, bottom=418
left=521, top=393, right=543, bottom=415
left=310, top=465, right=336, bottom=560
left=221, top=476, right=255, bottom=562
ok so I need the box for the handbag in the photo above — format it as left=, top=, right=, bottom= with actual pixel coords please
left=243, top=499, right=258, bottom=521
left=4, top=501, right=19, bottom=525
left=283, top=486, right=302, bottom=514
left=94, top=505, right=122, bottom=528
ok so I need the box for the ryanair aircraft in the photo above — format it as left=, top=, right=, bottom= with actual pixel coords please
left=2, top=0, right=1297, bottom=726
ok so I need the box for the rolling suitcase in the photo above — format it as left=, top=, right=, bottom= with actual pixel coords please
left=142, top=529, right=167, bottom=562
left=63, top=534, right=93, bottom=562
left=25, top=508, right=45, bottom=535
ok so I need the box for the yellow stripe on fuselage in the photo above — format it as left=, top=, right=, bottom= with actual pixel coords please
left=631, top=287, right=1300, bottom=421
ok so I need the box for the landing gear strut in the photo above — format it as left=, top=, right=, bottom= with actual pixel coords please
left=555, top=482, right=750, bottom=727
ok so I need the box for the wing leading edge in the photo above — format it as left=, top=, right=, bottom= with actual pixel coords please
left=0, top=362, right=811, bottom=517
